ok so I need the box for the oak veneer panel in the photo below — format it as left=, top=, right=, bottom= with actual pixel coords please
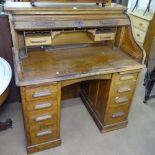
left=95, top=80, right=111, bottom=122
left=61, top=83, right=80, bottom=100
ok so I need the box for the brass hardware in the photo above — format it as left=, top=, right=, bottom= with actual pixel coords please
left=34, top=102, right=52, bottom=110
left=136, top=33, right=140, bottom=37
left=115, top=96, right=129, bottom=104
left=34, top=114, right=52, bottom=122
left=30, top=39, right=47, bottom=43
left=139, top=23, right=143, bottom=27
left=120, top=75, right=134, bottom=81
left=32, top=90, right=51, bottom=98
left=117, top=86, right=132, bottom=93
left=36, top=130, right=52, bottom=137
left=112, top=111, right=125, bottom=118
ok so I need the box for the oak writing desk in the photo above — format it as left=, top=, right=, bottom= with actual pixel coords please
left=5, top=2, right=145, bottom=154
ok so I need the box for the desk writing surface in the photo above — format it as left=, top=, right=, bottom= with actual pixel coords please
left=21, top=46, right=144, bottom=85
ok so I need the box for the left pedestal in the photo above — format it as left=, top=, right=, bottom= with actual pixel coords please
left=20, top=82, right=61, bottom=154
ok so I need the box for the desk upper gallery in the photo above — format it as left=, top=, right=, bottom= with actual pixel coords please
left=5, top=2, right=145, bottom=154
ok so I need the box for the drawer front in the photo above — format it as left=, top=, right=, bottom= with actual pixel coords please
left=111, top=82, right=136, bottom=96
left=26, top=98, right=57, bottom=112
left=25, top=84, right=58, bottom=101
left=29, top=121, right=56, bottom=132
left=133, top=27, right=146, bottom=44
left=25, top=36, right=52, bottom=47
left=105, top=106, right=129, bottom=125
left=110, top=94, right=133, bottom=107
left=130, top=15, right=149, bottom=32
left=115, top=72, right=139, bottom=84
left=28, top=111, right=57, bottom=126
left=94, top=32, right=115, bottom=41
left=30, top=126, right=58, bottom=144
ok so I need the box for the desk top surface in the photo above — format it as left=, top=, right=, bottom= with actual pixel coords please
left=19, top=46, right=144, bottom=86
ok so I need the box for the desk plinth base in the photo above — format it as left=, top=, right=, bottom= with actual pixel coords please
left=81, top=92, right=128, bottom=133
left=101, top=121, right=128, bottom=133
left=27, top=139, right=61, bottom=154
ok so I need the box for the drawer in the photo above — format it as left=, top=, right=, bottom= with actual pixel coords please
left=26, top=98, right=57, bottom=112
left=27, top=110, right=57, bottom=126
left=105, top=105, right=129, bottom=125
left=88, top=28, right=116, bottom=42
left=25, top=35, right=52, bottom=47
left=115, top=71, right=139, bottom=84
left=109, top=94, right=133, bottom=107
left=130, top=15, right=149, bottom=32
left=133, top=27, right=146, bottom=44
left=25, top=84, right=58, bottom=101
left=111, top=82, right=136, bottom=96
left=94, top=32, right=116, bottom=41
left=29, top=121, right=56, bottom=132
left=30, top=126, right=58, bottom=145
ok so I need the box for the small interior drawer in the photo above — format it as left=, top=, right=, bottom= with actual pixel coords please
left=25, top=34, right=52, bottom=47
left=133, top=27, right=146, bottom=44
left=28, top=110, right=57, bottom=126
left=88, top=28, right=116, bottom=42
left=26, top=98, right=57, bottom=112
left=25, top=84, right=58, bottom=101
left=30, top=126, right=58, bottom=145
left=105, top=105, right=129, bottom=125
left=94, top=32, right=116, bottom=41
left=130, top=15, right=149, bottom=32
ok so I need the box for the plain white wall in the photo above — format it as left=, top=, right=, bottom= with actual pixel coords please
left=128, top=0, right=155, bottom=11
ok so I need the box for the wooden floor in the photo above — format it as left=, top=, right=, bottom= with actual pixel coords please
left=22, top=46, right=143, bottom=83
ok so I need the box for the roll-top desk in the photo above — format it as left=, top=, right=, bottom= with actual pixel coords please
left=5, top=2, right=145, bottom=154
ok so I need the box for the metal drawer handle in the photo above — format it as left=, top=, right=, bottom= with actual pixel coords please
left=32, top=90, right=51, bottom=98
left=30, top=39, right=47, bottom=43
left=100, top=36, right=112, bottom=39
left=36, top=130, right=52, bottom=137
left=139, top=23, right=143, bottom=27
left=117, top=86, right=132, bottom=93
left=34, top=114, right=52, bottom=122
left=115, top=96, right=129, bottom=104
left=34, top=102, right=52, bottom=110
left=120, top=75, right=135, bottom=81
left=112, top=111, right=125, bottom=118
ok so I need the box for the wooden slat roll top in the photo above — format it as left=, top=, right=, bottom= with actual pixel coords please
left=5, top=2, right=130, bottom=30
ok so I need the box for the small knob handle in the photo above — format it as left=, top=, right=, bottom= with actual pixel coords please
left=139, top=23, right=143, bottom=27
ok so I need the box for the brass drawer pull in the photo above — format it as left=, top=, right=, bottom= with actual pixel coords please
left=34, top=102, right=52, bottom=110
left=120, top=75, right=134, bottom=81
left=117, top=86, right=132, bottom=93
left=34, top=114, right=52, bottom=122
left=100, top=36, right=111, bottom=39
left=30, top=39, right=47, bottom=43
left=112, top=111, right=125, bottom=118
left=32, top=90, right=51, bottom=98
left=36, top=130, right=52, bottom=137
left=139, top=23, right=143, bottom=27
left=115, top=96, right=129, bottom=104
